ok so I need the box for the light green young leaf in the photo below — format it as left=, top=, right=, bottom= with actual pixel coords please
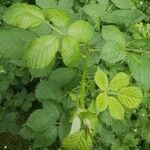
left=109, top=72, right=129, bottom=91
left=101, top=9, right=146, bottom=25
left=36, top=0, right=58, bottom=9
left=127, top=54, right=150, bottom=89
left=45, top=9, right=69, bottom=27
left=118, top=87, right=143, bottom=108
left=101, top=41, right=127, bottom=63
left=3, top=3, right=45, bottom=29
left=96, top=93, right=108, bottom=114
left=61, top=36, right=81, bottom=67
left=68, top=20, right=94, bottom=43
left=83, top=4, right=105, bottom=18
left=108, top=97, right=124, bottom=120
left=70, top=116, right=81, bottom=135
left=0, top=28, right=37, bottom=59
left=95, top=69, right=108, bottom=91
left=62, top=130, right=92, bottom=150
left=102, top=25, right=126, bottom=46
left=111, top=0, right=133, bottom=9
left=23, top=35, right=59, bottom=69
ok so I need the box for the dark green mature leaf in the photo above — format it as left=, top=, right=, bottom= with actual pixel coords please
left=23, top=35, right=59, bottom=69
left=25, top=109, right=55, bottom=132
left=0, top=28, right=37, bottom=59
left=36, top=81, right=63, bottom=102
left=111, top=0, right=133, bottom=9
left=43, top=101, right=60, bottom=121
left=3, top=3, right=45, bottom=29
left=127, top=54, right=150, bottom=89
left=61, top=35, right=81, bottom=67
left=102, top=9, right=146, bottom=24
left=34, top=125, right=57, bottom=147
left=58, top=0, right=74, bottom=9
left=83, top=3, right=105, bottom=18
left=36, top=0, right=58, bottom=9
left=49, top=67, right=77, bottom=87
left=101, top=41, right=127, bottom=63
left=102, top=25, right=126, bottom=46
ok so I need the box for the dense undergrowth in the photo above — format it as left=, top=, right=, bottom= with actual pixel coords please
left=0, top=0, right=150, bottom=150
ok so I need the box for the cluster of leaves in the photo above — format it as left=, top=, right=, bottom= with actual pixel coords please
left=0, top=0, right=149, bottom=149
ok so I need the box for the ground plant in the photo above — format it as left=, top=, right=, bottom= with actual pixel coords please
left=0, top=0, right=150, bottom=149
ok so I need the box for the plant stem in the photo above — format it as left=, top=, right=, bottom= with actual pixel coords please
left=79, top=46, right=89, bottom=108
left=44, top=21, right=66, bottom=36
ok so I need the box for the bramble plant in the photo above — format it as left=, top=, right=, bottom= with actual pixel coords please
left=0, top=0, right=149, bottom=149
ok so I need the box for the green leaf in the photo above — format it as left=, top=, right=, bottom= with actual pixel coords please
left=58, top=0, right=74, bottom=9
left=0, top=28, right=37, bottom=59
left=111, top=0, right=133, bottom=9
left=49, top=67, right=77, bottom=87
left=83, top=4, right=105, bottom=18
left=102, top=25, right=126, bottom=46
left=108, top=97, right=124, bottom=120
left=36, top=81, right=63, bottom=102
left=101, top=9, right=146, bottom=25
left=118, top=87, right=143, bottom=108
left=23, top=35, right=59, bottom=69
left=3, top=3, right=45, bottom=29
left=62, top=130, right=92, bottom=150
left=61, top=36, right=81, bottom=67
left=97, top=0, right=109, bottom=8
left=0, top=79, right=9, bottom=91
left=109, top=72, right=129, bottom=91
left=127, top=54, right=150, bottom=89
left=95, top=93, right=108, bottom=114
left=29, top=62, right=54, bottom=78
left=95, top=69, right=108, bottom=91
left=25, top=109, right=55, bottom=132
left=101, top=41, right=127, bottom=63
left=36, top=0, right=58, bottom=9
left=70, top=116, right=81, bottom=135
left=34, top=125, right=57, bottom=147
left=68, top=20, right=94, bottom=43
left=45, top=9, right=69, bottom=27
left=43, top=101, right=60, bottom=122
